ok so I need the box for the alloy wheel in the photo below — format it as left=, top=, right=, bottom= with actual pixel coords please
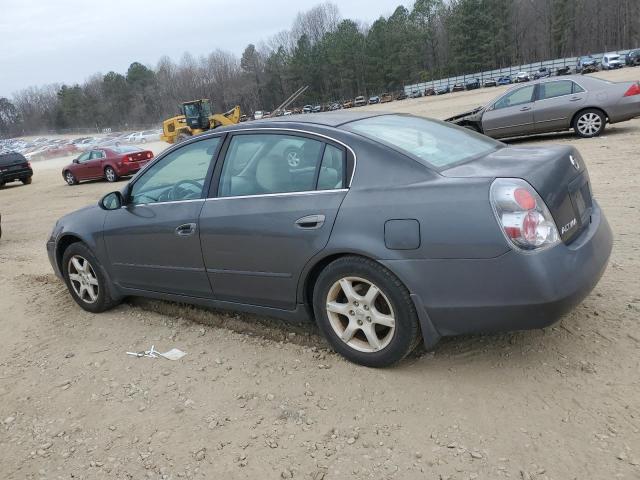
left=105, top=168, right=116, bottom=182
left=67, top=255, right=99, bottom=304
left=325, top=276, right=396, bottom=353
left=576, top=112, right=602, bottom=136
left=65, top=172, right=75, bottom=185
left=287, top=151, right=301, bottom=167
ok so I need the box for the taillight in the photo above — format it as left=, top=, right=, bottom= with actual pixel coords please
left=124, top=155, right=132, bottom=163
left=490, top=178, right=560, bottom=251
left=146, top=152, right=152, bottom=159
left=624, top=82, right=640, bottom=97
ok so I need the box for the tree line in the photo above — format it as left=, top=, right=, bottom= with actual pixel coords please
left=1, top=0, right=639, bottom=137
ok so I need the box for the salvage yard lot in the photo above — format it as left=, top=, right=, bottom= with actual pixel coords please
left=1, top=68, right=639, bottom=479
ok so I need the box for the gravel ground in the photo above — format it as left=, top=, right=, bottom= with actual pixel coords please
left=1, top=68, right=639, bottom=480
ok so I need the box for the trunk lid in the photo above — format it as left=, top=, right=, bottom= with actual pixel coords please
left=441, top=145, right=593, bottom=244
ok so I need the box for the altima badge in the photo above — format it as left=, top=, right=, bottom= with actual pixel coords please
left=569, top=155, right=580, bottom=170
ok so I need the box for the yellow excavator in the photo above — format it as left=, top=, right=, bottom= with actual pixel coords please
left=160, top=99, right=241, bottom=144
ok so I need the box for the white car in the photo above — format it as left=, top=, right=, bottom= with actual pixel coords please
left=514, top=71, right=530, bottom=83
left=127, top=130, right=160, bottom=144
left=254, top=111, right=264, bottom=120
left=602, top=53, right=623, bottom=70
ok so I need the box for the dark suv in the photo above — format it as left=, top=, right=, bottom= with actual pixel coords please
left=626, top=49, right=640, bottom=66
left=0, top=152, right=33, bottom=187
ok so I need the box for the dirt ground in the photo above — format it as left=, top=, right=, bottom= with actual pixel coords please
left=1, top=68, right=639, bottom=480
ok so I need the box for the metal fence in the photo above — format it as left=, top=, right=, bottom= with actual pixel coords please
left=404, top=49, right=634, bottom=93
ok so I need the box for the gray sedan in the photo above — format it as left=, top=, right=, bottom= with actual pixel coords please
left=446, top=75, right=640, bottom=138
left=47, top=112, right=612, bottom=367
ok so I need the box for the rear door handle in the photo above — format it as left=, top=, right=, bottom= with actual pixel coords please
left=295, top=214, right=325, bottom=229
left=520, top=106, right=532, bottom=111
left=175, top=223, right=196, bottom=236
left=569, top=96, right=582, bottom=101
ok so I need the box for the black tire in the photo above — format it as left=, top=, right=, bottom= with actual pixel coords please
left=64, top=171, right=77, bottom=186
left=573, top=108, right=606, bottom=138
left=104, top=166, right=118, bottom=183
left=312, top=256, right=420, bottom=368
left=21, top=177, right=32, bottom=185
left=0, top=182, right=5, bottom=188
left=61, top=242, right=119, bottom=313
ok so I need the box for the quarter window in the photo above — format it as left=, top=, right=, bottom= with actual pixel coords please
left=218, top=134, right=325, bottom=197
left=129, top=137, right=220, bottom=205
left=494, top=85, right=535, bottom=109
left=539, top=80, right=573, bottom=100
left=318, top=144, right=345, bottom=190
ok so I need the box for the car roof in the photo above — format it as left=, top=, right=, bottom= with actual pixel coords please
left=258, top=110, right=389, bottom=127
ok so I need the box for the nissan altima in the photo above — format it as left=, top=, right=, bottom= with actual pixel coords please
left=446, top=75, right=640, bottom=139
left=47, top=112, right=612, bottom=367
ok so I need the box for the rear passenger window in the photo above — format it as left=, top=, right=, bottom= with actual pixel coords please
left=318, top=144, right=345, bottom=190
left=539, top=81, right=573, bottom=99
left=572, top=82, right=585, bottom=93
left=218, top=134, right=324, bottom=197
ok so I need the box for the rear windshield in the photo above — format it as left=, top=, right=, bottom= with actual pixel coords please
left=344, top=114, right=501, bottom=169
left=0, top=152, right=26, bottom=166
left=112, top=146, right=141, bottom=154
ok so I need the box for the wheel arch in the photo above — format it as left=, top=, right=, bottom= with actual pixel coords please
left=570, top=106, right=609, bottom=128
left=55, top=234, right=85, bottom=273
left=299, top=251, right=382, bottom=309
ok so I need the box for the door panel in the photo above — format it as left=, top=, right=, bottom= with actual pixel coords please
left=533, top=80, right=584, bottom=132
left=103, top=136, right=222, bottom=297
left=482, top=85, right=536, bottom=138
left=103, top=201, right=211, bottom=296
left=199, top=191, right=346, bottom=309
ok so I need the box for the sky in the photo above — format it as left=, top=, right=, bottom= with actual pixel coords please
left=0, top=0, right=410, bottom=98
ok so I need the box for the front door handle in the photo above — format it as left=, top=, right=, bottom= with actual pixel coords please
left=175, top=223, right=196, bottom=236
left=520, top=106, right=531, bottom=111
left=295, top=214, right=325, bottom=229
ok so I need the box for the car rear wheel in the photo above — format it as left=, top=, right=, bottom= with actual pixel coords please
left=104, top=166, right=118, bottom=182
left=21, top=177, right=32, bottom=185
left=64, top=171, right=77, bottom=185
left=573, top=109, right=606, bottom=138
left=62, top=242, right=119, bottom=313
left=313, top=256, right=420, bottom=367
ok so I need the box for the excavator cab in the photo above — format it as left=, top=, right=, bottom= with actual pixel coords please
left=182, top=99, right=212, bottom=130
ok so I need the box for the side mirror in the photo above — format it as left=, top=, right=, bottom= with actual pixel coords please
left=73, top=158, right=79, bottom=164
left=99, top=191, right=124, bottom=210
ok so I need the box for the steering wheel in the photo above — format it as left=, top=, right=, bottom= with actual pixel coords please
left=170, top=179, right=202, bottom=201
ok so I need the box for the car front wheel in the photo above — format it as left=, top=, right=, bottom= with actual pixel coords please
left=313, top=256, right=420, bottom=367
left=64, top=171, right=77, bottom=185
left=62, top=242, right=119, bottom=313
left=573, top=109, right=606, bottom=138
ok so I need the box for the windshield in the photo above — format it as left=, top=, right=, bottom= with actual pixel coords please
left=344, top=114, right=501, bottom=169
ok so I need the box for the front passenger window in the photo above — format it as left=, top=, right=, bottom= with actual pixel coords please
left=494, top=85, right=535, bottom=110
left=129, top=137, right=220, bottom=205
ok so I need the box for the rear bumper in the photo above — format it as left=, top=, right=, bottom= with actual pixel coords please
left=609, top=95, right=640, bottom=123
left=114, top=162, right=146, bottom=176
left=382, top=200, right=612, bottom=337
left=0, top=168, right=32, bottom=183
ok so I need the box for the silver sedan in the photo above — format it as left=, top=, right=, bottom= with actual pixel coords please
left=446, top=75, right=640, bottom=138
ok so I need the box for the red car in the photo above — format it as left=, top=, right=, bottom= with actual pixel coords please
left=62, top=146, right=153, bottom=185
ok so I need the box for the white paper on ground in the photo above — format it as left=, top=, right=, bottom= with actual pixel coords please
left=160, top=348, right=187, bottom=360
